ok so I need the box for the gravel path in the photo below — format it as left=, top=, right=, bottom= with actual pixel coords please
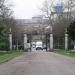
left=0, top=51, right=75, bottom=75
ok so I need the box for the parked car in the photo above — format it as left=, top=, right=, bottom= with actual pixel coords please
left=36, top=41, right=43, bottom=50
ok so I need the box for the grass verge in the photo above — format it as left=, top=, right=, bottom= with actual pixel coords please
left=0, top=51, right=23, bottom=63
left=54, top=49, right=75, bottom=57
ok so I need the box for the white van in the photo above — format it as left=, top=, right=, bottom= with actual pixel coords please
left=36, top=41, right=43, bottom=50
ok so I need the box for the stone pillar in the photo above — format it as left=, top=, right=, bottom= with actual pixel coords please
left=65, top=33, right=68, bottom=50
left=24, top=33, right=27, bottom=50
left=9, top=32, right=12, bottom=50
left=50, top=33, right=53, bottom=51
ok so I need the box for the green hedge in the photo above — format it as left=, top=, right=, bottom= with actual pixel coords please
left=0, top=42, right=9, bottom=50
left=0, top=35, right=9, bottom=51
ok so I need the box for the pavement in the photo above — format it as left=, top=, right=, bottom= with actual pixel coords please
left=0, top=51, right=75, bottom=75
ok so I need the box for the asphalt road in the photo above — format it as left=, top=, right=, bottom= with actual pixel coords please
left=0, top=51, right=75, bottom=75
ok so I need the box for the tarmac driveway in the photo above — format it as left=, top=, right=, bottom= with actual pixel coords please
left=0, top=51, right=75, bottom=75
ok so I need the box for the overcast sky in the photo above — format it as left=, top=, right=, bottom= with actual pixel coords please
left=11, top=0, right=65, bottom=19
left=11, top=0, right=44, bottom=19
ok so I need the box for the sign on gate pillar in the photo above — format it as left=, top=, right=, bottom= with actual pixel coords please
left=65, top=33, right=68, bottom=50
left=9, top=28, right=12, bottom=50
left=24, top=33, right=27, bottom=50
left=50, top=33, right=53, bottom=51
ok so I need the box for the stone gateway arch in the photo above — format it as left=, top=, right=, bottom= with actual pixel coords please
left=9, top=17, right=69, bottom=51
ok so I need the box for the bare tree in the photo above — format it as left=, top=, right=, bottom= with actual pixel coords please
left=41, top=0, right=75, bottom=28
